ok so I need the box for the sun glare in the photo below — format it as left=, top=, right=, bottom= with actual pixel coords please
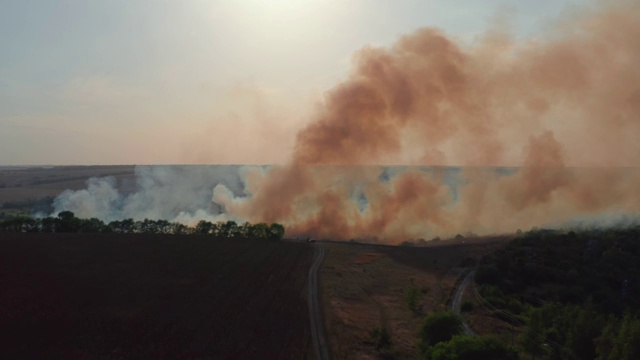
left=242, top=0, right=325, bottom=16
left=216, top=0, right=342, bottom=37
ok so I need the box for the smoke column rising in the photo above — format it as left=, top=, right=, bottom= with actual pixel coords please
left=213, top=0, right=640, bottom=241
left=55, top=0, right=640, bottom=242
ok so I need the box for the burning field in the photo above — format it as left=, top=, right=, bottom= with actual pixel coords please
left=22, top=0, right=640, bottom=243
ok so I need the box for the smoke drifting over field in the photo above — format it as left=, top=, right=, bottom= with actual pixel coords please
left=54, top=1, right=640, bottom=242
left=53, top=166, right=246, bottom=224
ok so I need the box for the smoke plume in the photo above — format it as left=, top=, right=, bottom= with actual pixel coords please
left=54, top=0, right=640, bottom=242
left=53, top=166, right=247, bottom=224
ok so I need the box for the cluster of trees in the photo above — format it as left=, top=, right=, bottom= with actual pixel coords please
left=418, top=311, right=517, bottom=360
left=477, top=227, right=640, bottom=311
left=520, top=302, right=640, bottom=359
left=0, top=211, right=286, bottom=240
left=475, top=227, right=640, bottom=359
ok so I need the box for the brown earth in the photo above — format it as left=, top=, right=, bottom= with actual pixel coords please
left=319, top=236, right=511, bottom=359
left=0, top=233, right=313, bottom=359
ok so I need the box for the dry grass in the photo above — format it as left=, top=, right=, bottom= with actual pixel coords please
left=319, top=237, right=510, bottom=359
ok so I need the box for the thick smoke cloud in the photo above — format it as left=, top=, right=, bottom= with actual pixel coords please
left=54, top=0, right=640, bottom=242
left=213, top=0, right=640, bottom=241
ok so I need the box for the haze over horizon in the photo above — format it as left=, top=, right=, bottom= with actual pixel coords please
left=4, top=0, right=640, bottom=240
left=3, top=0, right=579, bottom=166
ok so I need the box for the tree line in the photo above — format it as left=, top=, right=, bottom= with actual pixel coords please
left=0, top=211, right=286, bottom=240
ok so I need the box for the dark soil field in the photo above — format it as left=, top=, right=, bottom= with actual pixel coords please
left=0, top=233, right=313, bottom=359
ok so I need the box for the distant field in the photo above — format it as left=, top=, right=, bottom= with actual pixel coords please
left=0, top=165, right=135, bottom=205
left=320, top=237, right=510, bottom=359
left=0, top=233, right=313, bottom=359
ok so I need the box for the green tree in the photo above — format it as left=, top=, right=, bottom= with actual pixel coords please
left=170, top=222, right=188, bottom=235
left=40, top=217, right=56, bottom=232
left=1, top=216, right=37, bottom=232
left=249, top=222, right=270, bottom=239
left=120, top=218, right=135, bottom=233
left=22, top=217, right=40, bottom=232
left=419, top=311, right=463, bottom=354
left=475, top=264, right=502, bottom=286
left=597, top=316, right=619, bottom=360
left=427, top=335, right=518, bottom=360
left=565, top=303, right=606, bottom=360
left=155, top=219, right=172, bottom=234
left=597, top=312, right=640, bottom=360
left=108, top=218, right=135, bottom=233
left=519, top=307, right=547, bottom=359
left=220, top=220, right=239, bottom=237
left=195, top=220, right=214, bottom=235
left=56, top=211, right=80, bottom=232
left=268, top=223, right=285, bottom=240
left=136, top=219, right=163, bottom=234
left=239, top=222, right=252, bottom=238
left=79, top=217, right=106, bottom=232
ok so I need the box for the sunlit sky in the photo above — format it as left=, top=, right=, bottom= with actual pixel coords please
left=0, top=0, right=577, bottom=165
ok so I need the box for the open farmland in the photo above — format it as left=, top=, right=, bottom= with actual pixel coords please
left=0, top=233, right=313, bottom=359
left=320, top=237, right=510, bottom=359
left=0, top=166, right=136, bottom=218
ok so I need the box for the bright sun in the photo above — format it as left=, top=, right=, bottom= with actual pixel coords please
left=239, top=0, right=330, bottom=21
left=214, top=0, right=345, bottom=48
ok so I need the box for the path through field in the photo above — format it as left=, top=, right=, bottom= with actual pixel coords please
left=308, top=242, right=330, bottom=360
left=451, top=269, right=476, bottom=336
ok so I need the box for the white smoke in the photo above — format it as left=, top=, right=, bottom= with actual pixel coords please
left=51, top=165, right=255, bottom=224
left=53, top=177, right=122, bottom=220
left=51, top=165, right=640, bottom=239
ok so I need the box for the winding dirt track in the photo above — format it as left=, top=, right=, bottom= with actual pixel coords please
left=308, top=243, right=330, bottom=360
left=451, top=269, right=476, bottom=336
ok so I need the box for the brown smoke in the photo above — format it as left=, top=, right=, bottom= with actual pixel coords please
left=215, top=0, right=640, bottom=243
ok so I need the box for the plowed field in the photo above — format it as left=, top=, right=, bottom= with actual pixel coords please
left=0, top=233, right=313, bottom=359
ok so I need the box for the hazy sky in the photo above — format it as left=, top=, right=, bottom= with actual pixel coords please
left=0, top=0, right=577, bottom=165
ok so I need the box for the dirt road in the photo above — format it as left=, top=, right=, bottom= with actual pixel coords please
left=308, top=243, right=330, bottom=360
left=451, top=270, right=476, bottom=336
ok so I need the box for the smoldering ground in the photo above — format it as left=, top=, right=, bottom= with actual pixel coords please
left=54, top=0, right=640, bottom=243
